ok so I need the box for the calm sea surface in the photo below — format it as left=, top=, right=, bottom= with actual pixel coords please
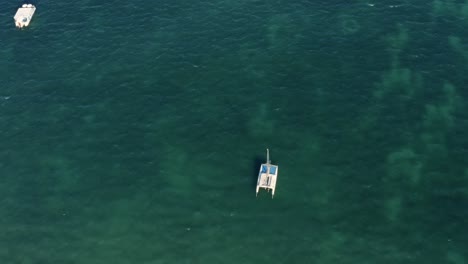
left=1, top=0, right=467, bottom=263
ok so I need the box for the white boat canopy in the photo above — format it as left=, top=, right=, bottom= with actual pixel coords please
left=14, top=4, right=36, bottom=28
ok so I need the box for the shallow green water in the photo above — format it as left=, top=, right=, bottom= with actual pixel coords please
left=1, top=0, right=468, bottom=263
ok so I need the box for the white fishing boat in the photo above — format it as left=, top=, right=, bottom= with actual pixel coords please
left=14, top=4, right=36, bottom=28
left=256, top=149, right=278, bottom=198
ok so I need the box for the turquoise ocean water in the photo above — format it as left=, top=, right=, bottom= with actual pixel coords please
left=1, top=0, right=468, bottom=263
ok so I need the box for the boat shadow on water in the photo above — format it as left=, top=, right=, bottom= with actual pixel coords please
left=251, top=155, right=264, bottom=189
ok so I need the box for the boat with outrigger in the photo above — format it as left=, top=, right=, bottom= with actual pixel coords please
left=256, top=149, right=278, bottom=198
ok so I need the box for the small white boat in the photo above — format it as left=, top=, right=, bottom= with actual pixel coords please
left=14, top=4, right=36, bottom=28
left=256, top=149, right=278, bottom=198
